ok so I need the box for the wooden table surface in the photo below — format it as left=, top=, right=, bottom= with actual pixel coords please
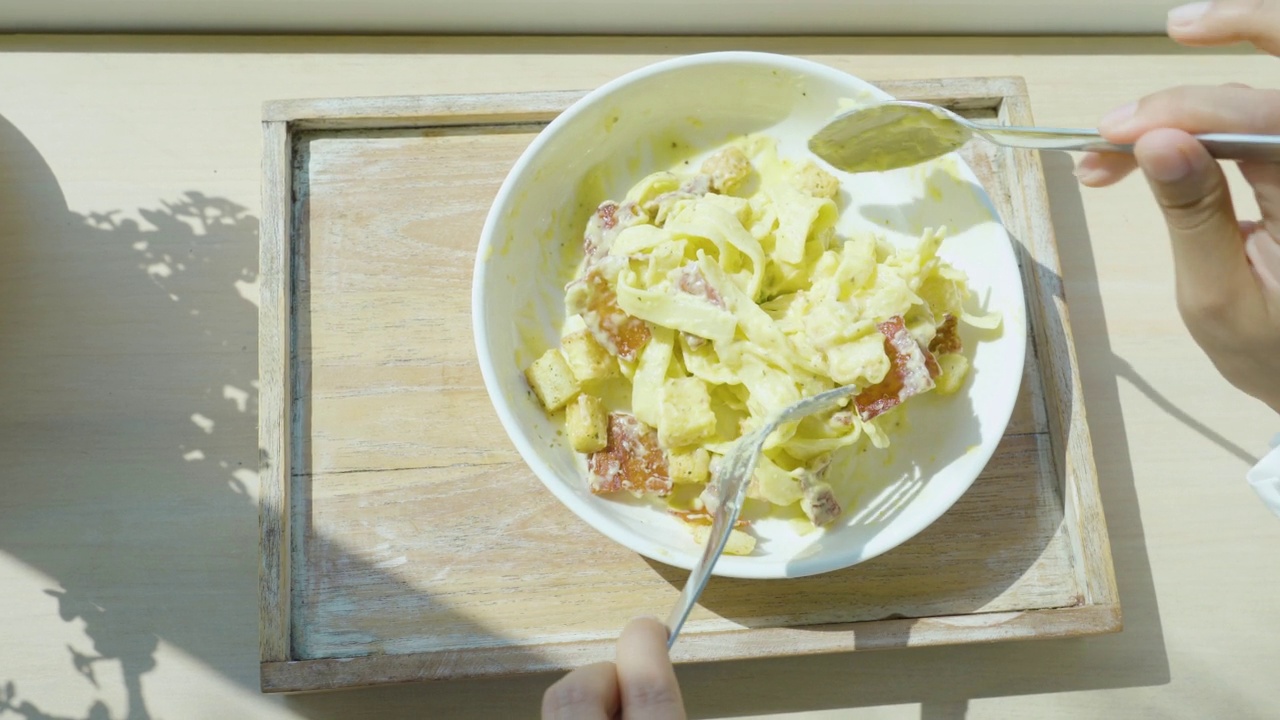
left=1, top=34, right=1277, bottom=720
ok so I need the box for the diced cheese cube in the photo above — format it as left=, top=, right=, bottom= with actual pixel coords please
left=524, top=348, right=580, bottom=412
left=700, top=147, right=752, bottom=194
left=691, top=524, right=757, bottom=556
left=658, top=376, right=717, bottom=449
left=668, top=447, right=711, bottom=485
left=561, top=329, right=619, bottom=382
left=792, top=161, right=840, bottom=199
left=565, top=394, right=608, bottom=453
left=934, top=352, right=970, bottom=395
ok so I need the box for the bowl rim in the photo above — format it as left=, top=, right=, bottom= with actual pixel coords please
left=471, top=50, right=1026, bottom=579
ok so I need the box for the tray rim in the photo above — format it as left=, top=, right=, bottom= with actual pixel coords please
left=257, top=75, right=1119, bottom=693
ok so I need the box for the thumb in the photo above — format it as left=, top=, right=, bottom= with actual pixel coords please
left=616, top=617, right=684, bottom=718
left=1168, top=0, right=1280, bottom=56
left=1133, top=128, right=1254, bottom=311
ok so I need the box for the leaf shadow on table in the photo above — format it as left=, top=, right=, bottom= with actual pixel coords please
left=0, top=109, right=1176, bottom=719
left=0, top=114, right=547, bottom=720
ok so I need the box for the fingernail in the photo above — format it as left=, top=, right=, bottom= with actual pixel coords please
left=1099, top=102, right=1137, bottom=132
left=1145, top=145, right=1196, bottom=183
left=1245, top=231, right=1280, bottom=291
left=1168, top=1, right=1211, bottom=28
left=1073, top=165, right=1105, bottom=186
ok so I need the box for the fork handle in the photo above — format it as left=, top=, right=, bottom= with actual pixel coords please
left=980, top=125, right=1280, bottom=162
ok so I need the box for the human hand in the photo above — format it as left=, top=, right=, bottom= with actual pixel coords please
left=1074, top=0, right=1280, bottom=413
left=542, top=617, right=686, bottom=720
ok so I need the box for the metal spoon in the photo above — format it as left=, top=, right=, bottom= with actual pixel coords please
left=808, top=99, right=1280, bottom=174
left=664, top=385, right=857, bottom=648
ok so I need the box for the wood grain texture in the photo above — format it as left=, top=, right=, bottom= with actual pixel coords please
left=261, top=603, right=1123, bottom=692
left=259, top=119, right=293, bottom=663
left=289, top=434, right=1074, bottom=657
left=263, top=91, right=585, bottom=130
left=999, top=86, right=1120, bottom=610
left=259, top=76, right=1118, bottom=691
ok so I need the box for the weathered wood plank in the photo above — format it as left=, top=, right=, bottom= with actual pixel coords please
left=259, top=76, right=1117, bottom=691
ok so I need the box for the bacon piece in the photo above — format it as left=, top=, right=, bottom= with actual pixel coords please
left=599, top=202, right=619, bottom=230
left=923, top=348, right=942, bottom=380
left=582, top=200, right=641, bottom=261
left=830, top=410, right=856, bottom=429
left=673, top=264, right=724, bottom=351
left=854, top=315, right=938, bottom=421
left=567, top=263, right=651, bottom=362
left=641, top=174, right=714, bottom=223
left=674, top=263, right=726, bottom=309
left=582, top=202, right=614, bottom=260
left=929, top=314, right=963, bottom=355
left=572, top=202, right=651, bottom=361
left=669, top=509, right=749, bottom=529
left=680, top=173, right=713, bottom=196
left=588, top=413, right=672, bottom=497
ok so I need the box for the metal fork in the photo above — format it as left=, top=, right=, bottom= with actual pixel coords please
left=664, top=385, right=858, bottom=648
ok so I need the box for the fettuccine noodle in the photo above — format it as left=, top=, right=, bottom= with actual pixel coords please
left=522, top=136, right=998, bottom=554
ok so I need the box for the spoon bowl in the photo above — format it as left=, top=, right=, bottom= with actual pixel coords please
left=809, top=99, right=1280, bottom=173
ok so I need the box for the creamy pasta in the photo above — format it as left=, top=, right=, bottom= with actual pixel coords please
left=522, top=135, right=998, bottom=554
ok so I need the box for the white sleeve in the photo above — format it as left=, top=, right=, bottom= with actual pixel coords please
left=1248, top=433, right=1280, bottom=518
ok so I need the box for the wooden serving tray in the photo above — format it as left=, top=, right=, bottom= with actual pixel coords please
left=258, top=76, right=1119, bottom=693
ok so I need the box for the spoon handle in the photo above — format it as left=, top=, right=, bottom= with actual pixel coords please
left=977, top=125, right=1129, bottom=152
left=976, top=123, right=1280, bottom=161
left=1197, top=133, right=1280, bottom=162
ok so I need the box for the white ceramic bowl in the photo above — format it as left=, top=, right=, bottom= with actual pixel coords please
left=472, top=51, right=1027, bottom=579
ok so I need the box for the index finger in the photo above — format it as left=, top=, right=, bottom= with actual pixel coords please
left=1168, top=0, right=1280, bottom=55
left=616, top=617, right=685, bottom=719
left=1097, top=84, right=1280, bottom=143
